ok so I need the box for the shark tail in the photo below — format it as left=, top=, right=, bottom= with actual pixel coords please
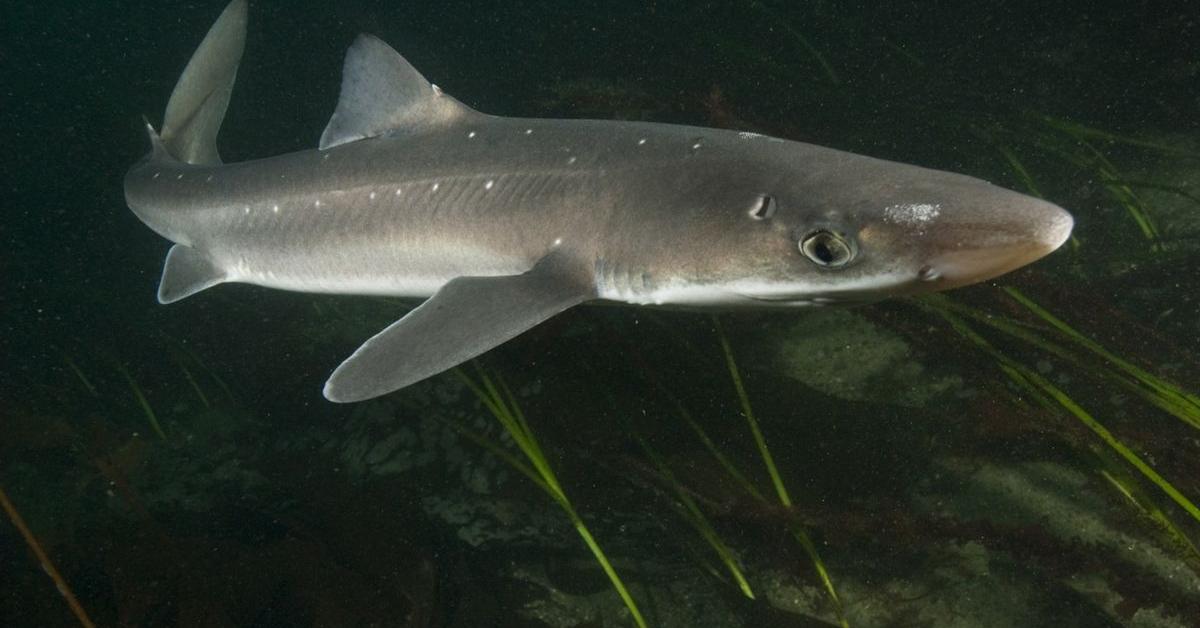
left=138, top=2, right=246, bottom=305
left=154, top=0, right=247, bottom=165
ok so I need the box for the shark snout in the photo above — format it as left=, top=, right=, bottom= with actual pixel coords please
left=919, top=197, right=1073, bottom=289
left=1036, top=200, right=1075, bottom=252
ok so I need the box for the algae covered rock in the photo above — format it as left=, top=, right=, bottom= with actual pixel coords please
left=772, top=309, right=964, bottom=407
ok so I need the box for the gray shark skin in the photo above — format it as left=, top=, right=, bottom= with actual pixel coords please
left=124, top=0, right=1074, bottom=402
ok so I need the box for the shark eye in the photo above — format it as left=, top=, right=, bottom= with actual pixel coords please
left=800, top=230, right=855, bottom=267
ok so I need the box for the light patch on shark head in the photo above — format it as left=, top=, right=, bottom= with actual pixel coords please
left=883, top=202, right=941, bottom=227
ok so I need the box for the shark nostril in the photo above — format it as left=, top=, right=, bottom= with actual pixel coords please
left=918, top=265, right=940, bottom=281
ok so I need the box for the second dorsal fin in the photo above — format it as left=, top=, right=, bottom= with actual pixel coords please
left=319, top=34, right=479, bottom=150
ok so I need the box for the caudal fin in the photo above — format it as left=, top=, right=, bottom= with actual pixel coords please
left=158, top=0, right=247, bottom=165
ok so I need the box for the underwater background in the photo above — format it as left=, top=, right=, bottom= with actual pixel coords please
left=3, top=1, right=1199, bottom=626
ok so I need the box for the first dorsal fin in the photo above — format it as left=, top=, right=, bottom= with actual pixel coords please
left=319, top=34, right=480, bottom=150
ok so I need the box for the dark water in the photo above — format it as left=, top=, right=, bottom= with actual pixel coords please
left=3, top=2, right=1199, bottom=626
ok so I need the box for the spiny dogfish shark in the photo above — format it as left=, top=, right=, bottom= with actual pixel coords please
left=125, top=1, right=1074, bottom=402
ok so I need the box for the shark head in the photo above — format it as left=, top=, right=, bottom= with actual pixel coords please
left=650, top=141, right=1074, bottom=307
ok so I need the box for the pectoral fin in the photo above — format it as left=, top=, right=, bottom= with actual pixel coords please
left=323, top=252, right=593, bottom=402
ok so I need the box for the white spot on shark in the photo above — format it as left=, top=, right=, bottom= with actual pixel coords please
left=567, top=156, right=577, bottom=164
left=638, top=138, right=646, bottom=145
left=553, top=237, right=562, bottom=246
left=395, top=187, right=402, bottom=195
left=206, top=175, right=214, bottom=182
left=315, top=200, right=322, bottom=208
left=152, top=172, right=160, bottom=179
left=369, top=191, right=377, bottom=200
left=272, top=204, right=279, bottom=213
left=525, top=128, right=533, bottom=135
left=243, top=205, right=250, bottom=214
left=176, top=174, right=184, bottom=180
left=468, top=131, right=476, bottom=139
left=432, top=183, right=440, bottom=192
left=883, top=202, right=942, bottom=226
left=485, top=179, right=494, bottom=190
